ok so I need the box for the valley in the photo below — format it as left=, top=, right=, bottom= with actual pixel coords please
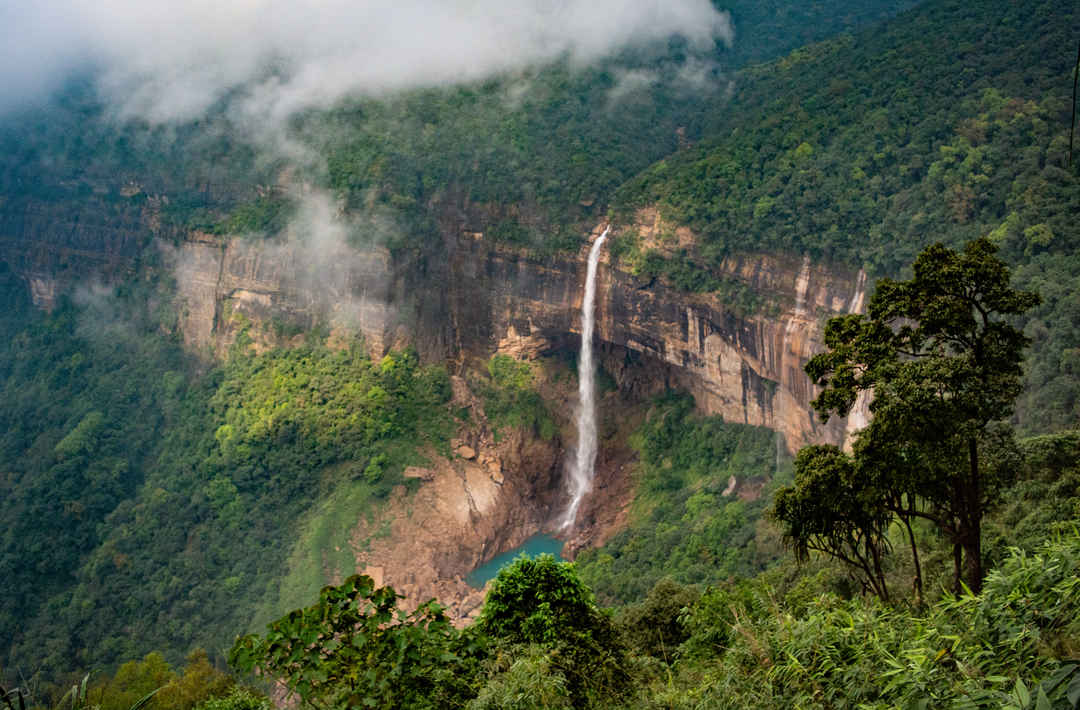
left=1, top=0, right=1078, bottom=706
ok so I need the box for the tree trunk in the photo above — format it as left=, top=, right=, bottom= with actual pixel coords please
left=902, top=513, right=924, bottom=606
left=952, top=543, right=962, bottom=595
left=962, top=436, right=984, bottom=594
left=961, top=527, right=983, bottom=594
left=869, top=540, right=890, bottom=603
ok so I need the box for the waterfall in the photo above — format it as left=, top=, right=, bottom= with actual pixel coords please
left=560, top=227, right=609, bottom=530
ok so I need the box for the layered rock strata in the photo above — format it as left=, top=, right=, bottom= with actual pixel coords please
left=2, top=206, right=868, bottom=447
left=1, top=202, right=871, bottom=617
left=434, top=214, right=868, bottom=453
left=170, top=232, right=398, bottom=356
left=349, top=375, right=564, bottom=622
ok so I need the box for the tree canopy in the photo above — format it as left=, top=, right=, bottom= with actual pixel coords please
left=230, top=575, right=476, bottom=710
left=774, top=238, right=1040, bottom=597
left=478, top=555, right=631, bottom=707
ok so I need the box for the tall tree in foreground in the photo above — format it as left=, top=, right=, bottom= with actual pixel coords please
left=774, top=238, right=1039, bottom=596
left=773, top=445, right=896, bottom=601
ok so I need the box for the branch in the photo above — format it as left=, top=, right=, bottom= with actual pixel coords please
left=896, top=348, right=933, bottom=358
left=806, top=540, right=872, bottom=579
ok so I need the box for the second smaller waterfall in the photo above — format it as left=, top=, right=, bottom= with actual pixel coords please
left=560, top=226, right=609, bottom=530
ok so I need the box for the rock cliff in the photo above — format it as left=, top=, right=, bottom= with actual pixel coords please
left=426, top=209, right=867, bottom=453
left=2, top=200, right=867, bottom=454
left=170, top=230, right=399, bottom=356
left=349, top=374, right=566, bottom=622
left=160, top=218, right=866, bottom=451
left=0, top=195, right=176, bottom=309
left=1, top=198, right=869, bottom=616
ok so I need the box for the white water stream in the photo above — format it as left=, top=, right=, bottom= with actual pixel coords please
left=560, top=226, right=609, bottom=530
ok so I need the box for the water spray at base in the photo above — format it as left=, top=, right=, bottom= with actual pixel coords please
left=560, top=226, right=609, bottom=530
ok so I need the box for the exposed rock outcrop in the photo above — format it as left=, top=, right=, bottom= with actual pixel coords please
left=171, top=232, right=398, bottom=356
left=1, top=196, right=871, bottom=619
left=428, top=211, right=867, bottom=453
left=0, top=196, right=178, bottom=309
left=2, top=198, right=868, bottom=452
left=348, top=376, right=564, bottom=623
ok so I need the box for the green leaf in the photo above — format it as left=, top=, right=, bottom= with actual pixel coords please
left=1043, top=663, right=1079, bottom=693
left=1067, top=671, right=1080, bottom=708
left=1016, top=679, right=1031, bottom=707
left=1035, top=686, right=1052, bottom=710
left=128, top=687, right=163, bottom=710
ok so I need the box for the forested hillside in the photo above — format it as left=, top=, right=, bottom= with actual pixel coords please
left=219, top=232, right=1080, bottom=710
left=1, top=0, right=1079, bottom=705
left=613, top=0, right=1080, bottom=432
left=0, top=0, right=929, bottom=685
left=0, top=288, right=454, bottom=679
left=0, top=1, right=920, bottom=255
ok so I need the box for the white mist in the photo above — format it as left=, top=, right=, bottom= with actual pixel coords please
left=561, top=226, right=609, bottom=530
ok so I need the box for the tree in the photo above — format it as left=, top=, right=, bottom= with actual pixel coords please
left=97, top=652, right=175, bottom=710
left=192, top=687, right=271, bottom=710
left=774, top=238, right=1039, bottom=596
left=773, top=446, right=895, bottom=601
left=614, top=578, right=700, bottom=660
left=153, top=649, right=233, bottom=710
left=229, top=575, right=476, bottom=710
left=478, top=555, right=599, bottom=647
left=477, top=555, right=631, bottom=707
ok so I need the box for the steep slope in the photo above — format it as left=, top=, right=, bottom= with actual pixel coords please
left=0, top=1, right=921, bottom=307
left=3, top=0, right=1078, bottom=686
left=614, top=0, right=1080, bottom=430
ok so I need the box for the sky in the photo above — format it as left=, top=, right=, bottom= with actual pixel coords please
left=0, top=0, right=733, bottom=122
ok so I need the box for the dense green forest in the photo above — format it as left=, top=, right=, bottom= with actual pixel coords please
left=12, top=420, right=1080, bottom=708
left=223, top=518, right=1080, bottom=709
left=611, top=0, right=1080, bottom=432
left=576, top=393, right=784, bottom=603
left=2, top=0, right=1080, bottom=705
left=0, top=284, right=454, bottom=679
left=212, top=243, right=1080, bottom=710
left=10, top=241, right=1080, bottom=709
left=0, top=0, right=935, bottom=684
left=0, top=1, right=920, bottom=252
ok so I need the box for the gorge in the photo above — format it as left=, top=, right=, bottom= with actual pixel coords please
left=0, top=197, right=872, bottom=622
left=3, top=0, right=1078, bottom=699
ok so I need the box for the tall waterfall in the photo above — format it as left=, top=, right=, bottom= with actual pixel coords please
left=560, top=226, right=609, bottom=530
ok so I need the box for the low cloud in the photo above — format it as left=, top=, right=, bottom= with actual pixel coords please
left=3, top=0, right=732, bottom=122
left=162, top=189, right=402, bottom=350
left=605, top=56, right=728, bottom=107
left=7, top=2, right=734, bottom=349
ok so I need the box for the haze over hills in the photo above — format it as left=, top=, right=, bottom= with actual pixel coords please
left=1, top=0, right=1078, bottom=706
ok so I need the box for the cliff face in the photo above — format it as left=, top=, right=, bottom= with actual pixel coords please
left=1, top=203, right=867, bottom=448
left=0, top=196, right=177, bottom=309
left=171, top=231, right=398, bottom=356
left=1, top=202, right=868, bottom=614
left=350, top=374, right=566, bottom=622
left=428, top=211, right=867, bottom=453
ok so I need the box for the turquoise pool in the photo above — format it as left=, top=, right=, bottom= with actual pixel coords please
left=466, top=534, right=565, bottom=588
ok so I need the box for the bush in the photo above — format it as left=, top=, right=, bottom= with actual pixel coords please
left=194, top=689, right=270, bottom=710
left=480, top=355, right=556, bottom=440
left=670, top=531, right=1080, bottom=709
left=231, top=575, right=475, bottom=710
left=478, top=555, right=632, bottom=707
left=616, top=579, right=700, bottom=660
